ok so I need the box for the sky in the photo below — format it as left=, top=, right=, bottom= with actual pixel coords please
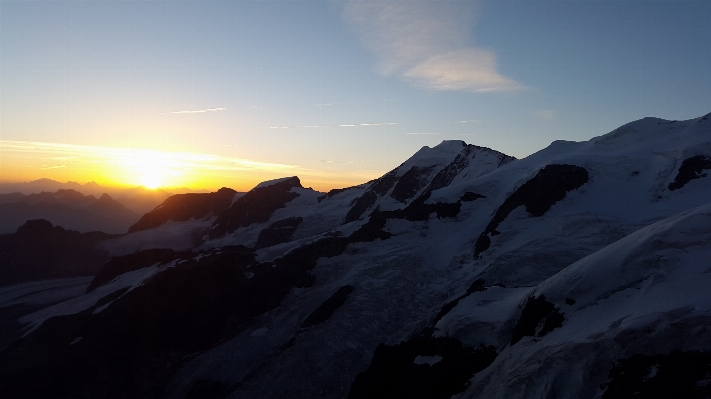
left=1, top=0, right=709, bottom=192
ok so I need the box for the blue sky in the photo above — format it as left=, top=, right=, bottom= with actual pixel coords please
left=1, top=0, right=709, bottom=191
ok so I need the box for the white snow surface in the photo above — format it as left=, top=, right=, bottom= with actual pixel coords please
left=0, top=277, right=93, bottom=308
left=19, top=261, right=176, bottom=336
left=253, top=176, right=297, bottom=189
left=100, top=217, right=213, bottom=256
left=461, top=201, right=711, bottom=399
left=203, top=185, right=364, bottom=250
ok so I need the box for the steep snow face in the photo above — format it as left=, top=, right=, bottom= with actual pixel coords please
left=0, top=277, right=93, bottom=309
left=427, top=114, right=711, bottom=287
left=461, top=202, right=711, bottom=399
left=254, top=176, right=299, bottom=189
left=344, top=140, right=515, bottom=222
left=100, top=217, right=214, bottom=256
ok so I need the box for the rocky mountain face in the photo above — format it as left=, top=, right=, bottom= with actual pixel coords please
left=128, top=187, right=238, bottom=233
left=1, top=113, right=711, bottom=399
left=0, top=189, right=140, bottom=234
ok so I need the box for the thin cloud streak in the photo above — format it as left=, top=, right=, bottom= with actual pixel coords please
left=263, top=122, right=398, bottom=129
left=533, top=109, right=556, bottom=121
left=344, top=1, right=523, bottom=92
left=170, top=107, right=226, bottom=114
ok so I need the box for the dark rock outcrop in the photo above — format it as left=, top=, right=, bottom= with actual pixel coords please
left=128, top=187, right=237, bottom=233
left=474, top=164, right=589, bottom=257
left=390, top=166, right=437, bottom=203
left=300, top=285, right=354, bottom=329
left=348, top=334, right=497, bottom=399
left=86, top=248, right=186, bottom=292
left=602, top=351, right=711, bottom=399
left=510, top=295, right=564, bottom=345
left=317, top=187, right=358, bottom=203
left=209, top=178, right=302, bottom=239
left=668, top=155, right=711, bottom=191
left=254, top=217, right=304, bottom=249
left=344, top=171, right=399, bottom=224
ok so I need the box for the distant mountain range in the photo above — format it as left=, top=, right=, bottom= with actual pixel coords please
left=0, top=189, right=140, bottom=234
left=0, top=219, right=116, bottom=287
left=1, top=112, right=711, bottom=399
left=0, top=179, right=209, bottom=215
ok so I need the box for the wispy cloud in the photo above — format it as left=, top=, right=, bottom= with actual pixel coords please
left=533, top=109, right=556, bottom=121
left=344, top=1, right=523, bottom=92
left=170, top=107, right=226, bottom=114
left=263, top=122, right=398, bottom=129
left=315, top=98, right=399, bottom=107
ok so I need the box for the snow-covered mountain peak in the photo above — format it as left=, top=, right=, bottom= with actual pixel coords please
left=253, top=176, right=302, bottom=190
left=586, top=113, right=710, bottom=154
left=401, top=140, right=483, bottom=172
left=431, top=139, right=467, bottom=152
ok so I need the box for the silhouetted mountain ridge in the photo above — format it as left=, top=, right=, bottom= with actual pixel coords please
left=0, top=220, right=116, bottom=287
left=0, top=189, right=139, bottom=234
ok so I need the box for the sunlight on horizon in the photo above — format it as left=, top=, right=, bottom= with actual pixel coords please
left=0, top=140, right=325, bottom=191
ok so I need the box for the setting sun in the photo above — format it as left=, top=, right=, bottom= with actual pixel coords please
left=140, top=169, right=163, bottom=190
left=126, top=150, right=168, bottom=189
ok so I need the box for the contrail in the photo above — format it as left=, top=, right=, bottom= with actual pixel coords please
left=171, top=107, right=226, bottom=114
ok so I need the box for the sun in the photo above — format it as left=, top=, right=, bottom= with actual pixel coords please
left=141, top=169, right=163, bottom=189
left=123, top=149, right=169, bottom=189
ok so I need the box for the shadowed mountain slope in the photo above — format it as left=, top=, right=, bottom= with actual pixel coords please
left=1, top=113, right=710, bottom=399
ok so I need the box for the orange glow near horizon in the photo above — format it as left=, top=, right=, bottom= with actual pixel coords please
left=0, top=140, right=379, bottom=192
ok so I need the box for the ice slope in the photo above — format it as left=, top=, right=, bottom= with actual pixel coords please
left=99, top=217, right=214, bottom=256
left=459, top=201, right=711, bottom=399
left=0, top=277, right=92, bottom=308
left=429, top=113, right=711, bottom=286
left=18, top=259, right=178, bottom=335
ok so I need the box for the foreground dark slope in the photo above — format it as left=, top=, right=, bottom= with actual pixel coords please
left=1, top=113, right=710, bottom=399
